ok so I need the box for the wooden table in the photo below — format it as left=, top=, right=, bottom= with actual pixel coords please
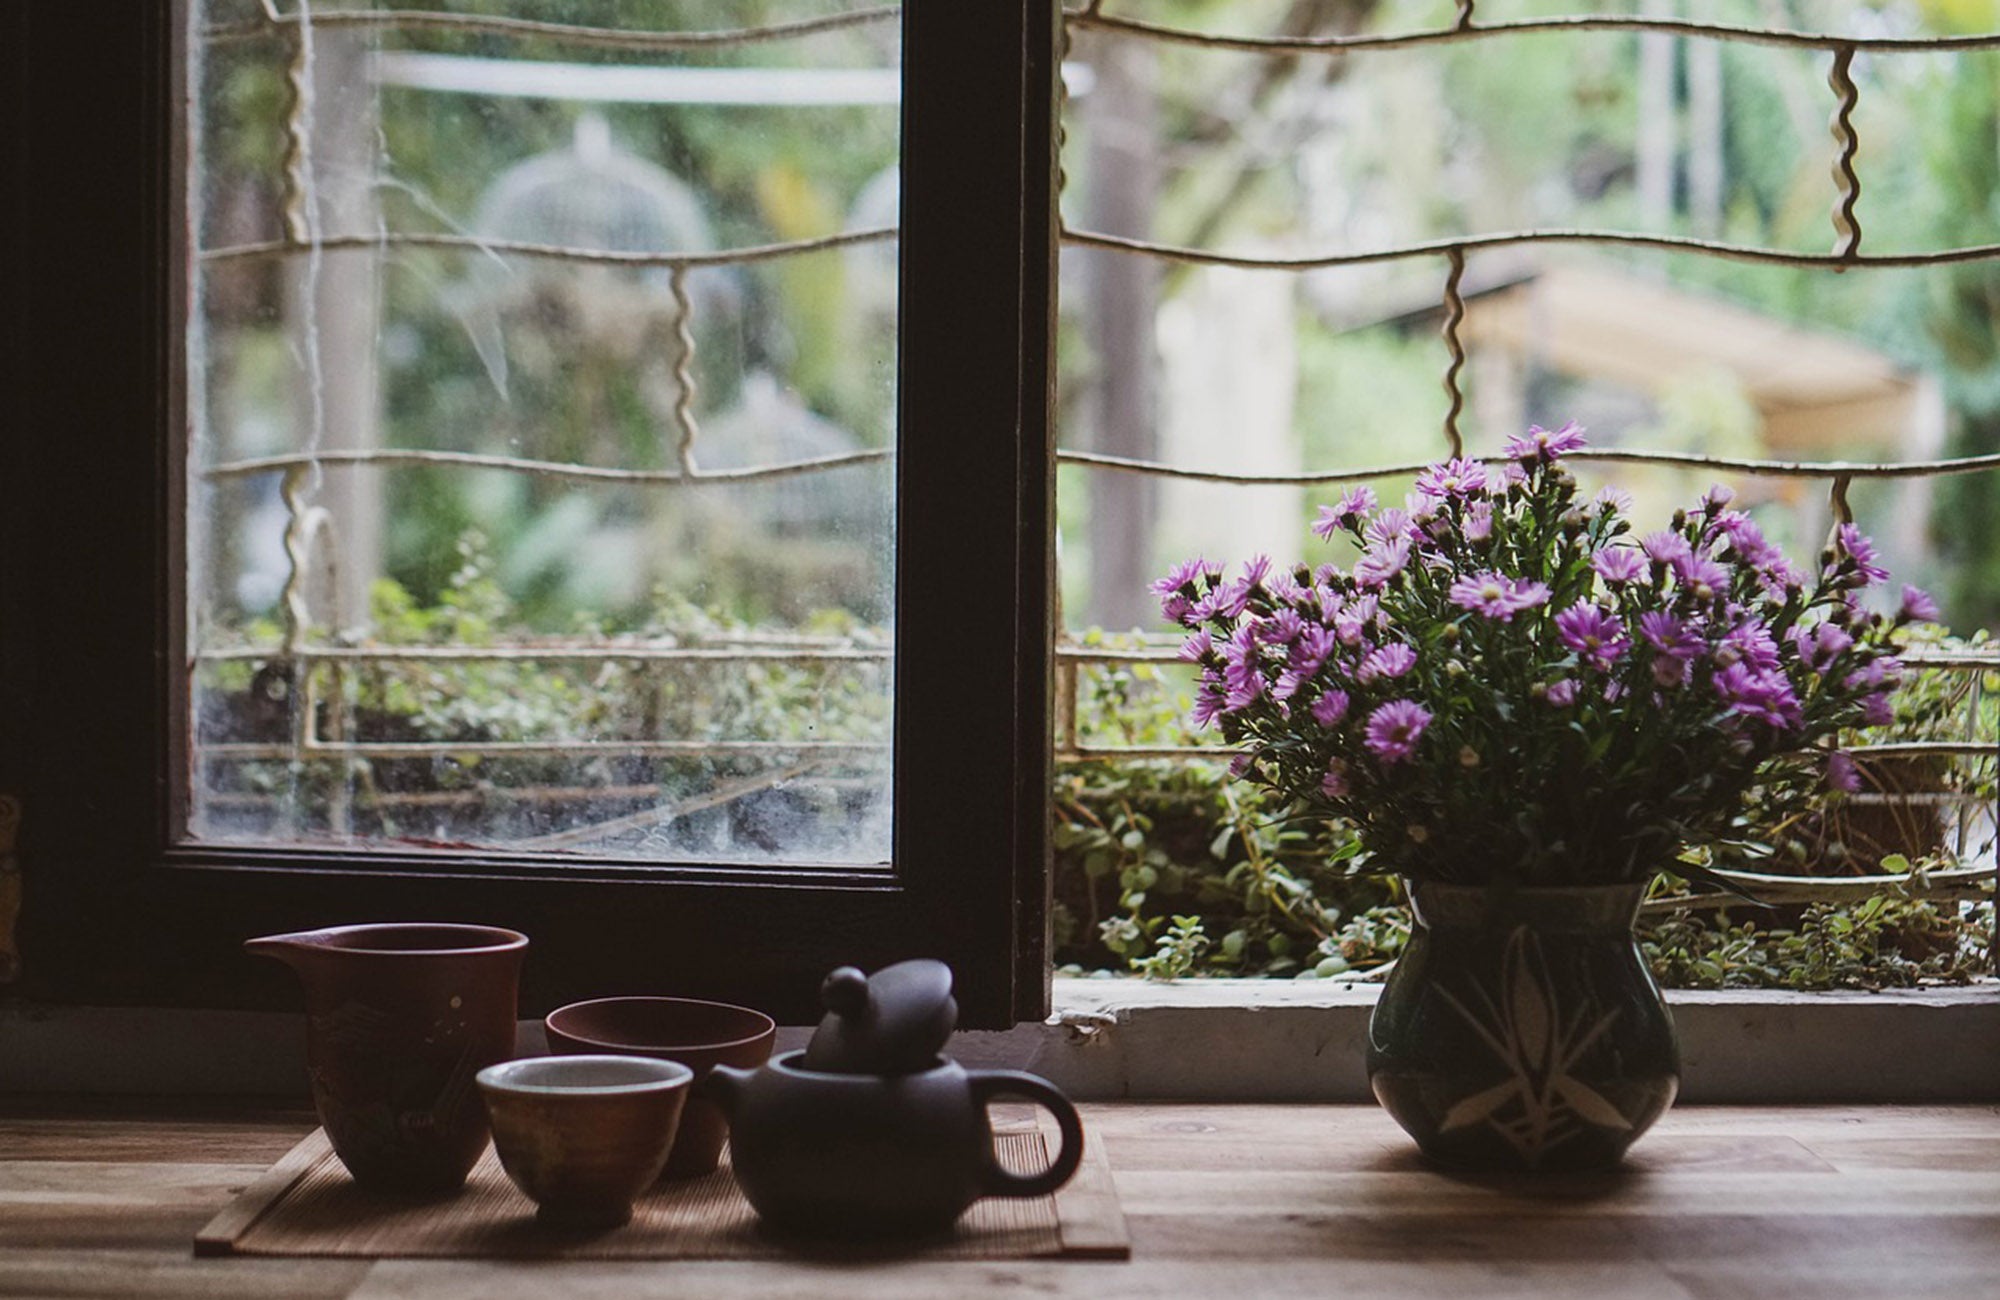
left=3, top=1101, right=1997, bottom=1298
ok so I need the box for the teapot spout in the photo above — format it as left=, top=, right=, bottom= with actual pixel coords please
left=697, top=1062, right=751, bottom=1119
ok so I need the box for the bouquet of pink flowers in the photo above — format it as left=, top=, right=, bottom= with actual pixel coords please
left=1153, top=424, right=1937, bottom=890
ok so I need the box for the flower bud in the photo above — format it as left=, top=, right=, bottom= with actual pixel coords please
left=1406, top=824, right=1430, bottom=844
left=1440, top=624, right=1461, bottom=646
left=1458, top=745, right=1481, bottom=768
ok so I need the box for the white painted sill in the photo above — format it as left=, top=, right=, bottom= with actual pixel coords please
left=3, top=979, right=1995, bottom=1102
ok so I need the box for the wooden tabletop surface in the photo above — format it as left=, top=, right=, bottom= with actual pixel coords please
left=2, top=1100, right=1996, bottom=1298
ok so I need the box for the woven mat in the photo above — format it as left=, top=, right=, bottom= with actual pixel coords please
left=196, top=1126, right=1128, bottom=1261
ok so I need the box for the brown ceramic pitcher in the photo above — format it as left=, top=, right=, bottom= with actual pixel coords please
left=246, top=923, right=529, bottom=1195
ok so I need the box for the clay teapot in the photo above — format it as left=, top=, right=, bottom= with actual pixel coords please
left=246, top=922, right=528, bottom=1195
left=701, top=960, right=1084, bottom=1237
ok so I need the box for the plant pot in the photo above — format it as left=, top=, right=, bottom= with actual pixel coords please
left=1366, top=881, right=1678, bottom=1173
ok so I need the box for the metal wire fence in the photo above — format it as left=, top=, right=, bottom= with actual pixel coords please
left=189, top=2, right=1998, bottom=905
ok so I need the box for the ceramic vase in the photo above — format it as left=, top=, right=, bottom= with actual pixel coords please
left=1365, top=881, right=1678, bottom=1173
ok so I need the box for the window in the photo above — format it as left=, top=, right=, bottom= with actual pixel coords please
left=5, top=1, right=1058, bottom=1025
left=1042, top=1, right=1996, bottom=981
left=8, top=1, right=1992, bottom=1034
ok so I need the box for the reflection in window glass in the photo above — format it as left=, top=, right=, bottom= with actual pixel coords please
left=187, top=2, right=900, bottom=863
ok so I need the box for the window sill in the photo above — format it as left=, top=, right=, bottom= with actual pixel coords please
left=5, top=978, right=1995, bottom=1101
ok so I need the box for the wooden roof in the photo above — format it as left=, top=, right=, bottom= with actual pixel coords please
left=1456, top=260, right=1921, bottom=451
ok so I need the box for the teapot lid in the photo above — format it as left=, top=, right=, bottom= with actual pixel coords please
left=799, top=959, right=957, bottom=1074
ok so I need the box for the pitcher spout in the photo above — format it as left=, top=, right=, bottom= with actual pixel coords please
left=243, top=928, right=339, bottom=967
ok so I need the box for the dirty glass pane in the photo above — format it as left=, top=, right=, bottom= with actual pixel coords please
left=186, top=1, right=900, bottom=863
left=1051, top=2, right=1997, bottom=979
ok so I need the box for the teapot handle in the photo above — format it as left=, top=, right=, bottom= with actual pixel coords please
left=967, top=1070, right=1085, bottom=1200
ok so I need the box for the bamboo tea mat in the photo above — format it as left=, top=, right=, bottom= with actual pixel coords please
left=196, top=1126, right=1129, bottom=1261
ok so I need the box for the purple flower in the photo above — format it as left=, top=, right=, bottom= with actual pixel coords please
left=1788, top=622, right=1852, bottom=674
left=1364, top=508, right=1413, bottom=548
left=1718, top=618, right=1780, bottom=672
left=1189, top=686, right=1226, bottom=729
left=1828, top=751, right=1861, bottom=793
left=1415, top=457, right=1489, bottom=500
left=1259, top=608, right=1305, bottom=645
left=1364, top=699, right=1432, bottom=764
left=1464, top=500, right=1495, bottom=542
left=1713, top=663, right=1802, bottom=731
left=1311, top=689, right=1350, bottom=728
left=1545, top=678, right=1578, bottom=706
left=1712, top=512, right=1776, bottom=567
left=1313, top=486, right=1377, bottom=539
left=1641, top=530, right=1693, bottom=567
left=1222, top=626, right=1265, bottom=711
left=1177, top=630, right=1214, bottom=663
left=1556, top=602, right=1629, bottom=670
left=1152, top=557, right=1214, bottom=623
left=1845, top=656, right=1903, bottom=692
left=1354, top=536, right=1411, bottom=588
left=1503, top=420, right=1588, bottom=461
left=1834, top=523, right=1890, bottom=585
left=1638, top=611, right=1702, bottom=661
left=1652, top=655, right=1689, bottom=688
left=1595, top=485, right=1634, bottom=514
left=1671, top=551, right=1732, bottom=601
left=1699, top=483, right=1736, bottom=513
left=1861, top=692, right=1895, bottom=727
left=1151, top=557, right=1210, bottom=598
left=1899, top=585, right=1941, bottom=624
left=1291, top=625, right=1337, bottom=677
left=1240, top=554, right=1273, bottom=588
left=1334, top=604, right=1372, bottom=646
left=1358, top=642, right=1418, bottom=683
left=1592, top=548, right=1647, bottom=585
left=1756, top=556, right=1806, bottom=597
left=1195, top=578, right=1254, bottom=622
left=1448, top=571, right=1551, bottom=622
left=1320, top=759, right=1350, bottom=798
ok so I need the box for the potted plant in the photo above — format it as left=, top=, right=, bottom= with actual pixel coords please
left=1154, top=424, right=1934, bottom=1171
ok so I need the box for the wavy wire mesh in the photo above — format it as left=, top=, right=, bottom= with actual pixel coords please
left=1052, top=2, right=1997, bottom=903
left=188, top=3, right=1996, bottom=898
left=189, top=2, right=901, bottom=860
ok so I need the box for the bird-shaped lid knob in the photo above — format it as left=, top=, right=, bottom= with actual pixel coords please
left=799, top=959, right=957, bottom=1074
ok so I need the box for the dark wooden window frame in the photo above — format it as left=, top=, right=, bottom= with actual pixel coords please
left=3, top=1, right=1060, bottom=1027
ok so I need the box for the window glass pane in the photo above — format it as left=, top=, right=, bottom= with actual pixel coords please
left=1054, top=2, right=1998, bottom=978
left=187, top=1, right=900, bottom=863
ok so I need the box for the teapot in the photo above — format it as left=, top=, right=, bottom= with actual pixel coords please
left=701, top=960, right=1084, bottom=1237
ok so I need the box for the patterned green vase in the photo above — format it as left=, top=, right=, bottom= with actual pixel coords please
left=1366, top=881, right=1679, bottom=1173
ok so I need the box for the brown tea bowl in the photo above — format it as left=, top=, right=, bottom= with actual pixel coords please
left=544, top=996, right=776, bottom=1178
left=476, top=1055, right=692, bottom=1230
